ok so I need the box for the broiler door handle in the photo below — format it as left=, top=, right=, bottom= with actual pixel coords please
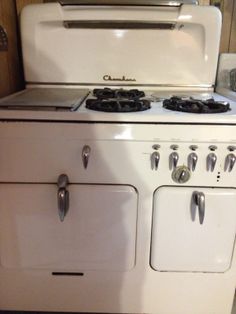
left=57, top=174, right=69, bottom=222
left=192, top=191, right=205, bottom=225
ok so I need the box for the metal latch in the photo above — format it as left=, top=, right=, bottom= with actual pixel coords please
left=0, top=26, right=8, bottom=51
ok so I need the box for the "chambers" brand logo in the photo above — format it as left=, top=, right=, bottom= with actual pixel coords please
left=103, top=75, right=136, bottom=82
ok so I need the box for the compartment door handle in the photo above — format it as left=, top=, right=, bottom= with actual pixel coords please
left=82, top=145, right=91, bottom=169
left=57, top=174, right=70, bottom=222
left=192, top=191, right=205, bottom=225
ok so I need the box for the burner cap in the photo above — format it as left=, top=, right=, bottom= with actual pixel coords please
left=163, top=97, right=231, bottom=113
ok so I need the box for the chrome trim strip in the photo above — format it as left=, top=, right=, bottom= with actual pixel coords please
left=27, top=82, right=214, bottom=88
left=63, top=20, right=176, bottom=29
left=59, top=0, right=198, bottom=6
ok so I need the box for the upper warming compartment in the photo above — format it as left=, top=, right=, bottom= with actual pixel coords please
left=21, top=2, right=221, bottom=88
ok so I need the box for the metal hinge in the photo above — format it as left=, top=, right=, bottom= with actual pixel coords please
left=0, top=25, right=8, bottom=51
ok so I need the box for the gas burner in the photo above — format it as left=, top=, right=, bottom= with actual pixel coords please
left=93, top=88, right=145, bottom=100
left=163, top=96, right=231, bottom=114
left=86, top=88, right=150, bottom=112
left=86, top=99, right=151, bottom=112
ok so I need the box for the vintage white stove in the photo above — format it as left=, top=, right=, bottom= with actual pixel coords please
left=0, top=1, right=236, bottom=314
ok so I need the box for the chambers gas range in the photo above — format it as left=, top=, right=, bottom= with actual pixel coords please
left=1, top=1, right=236, bottom=314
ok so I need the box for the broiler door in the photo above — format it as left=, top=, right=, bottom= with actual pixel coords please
left=151, top=186, right=236, bottom=273
left=0, top=183, right=137, bottom=271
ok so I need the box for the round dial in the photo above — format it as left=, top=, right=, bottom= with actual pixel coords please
left=172, top=165, right=191, bottom=184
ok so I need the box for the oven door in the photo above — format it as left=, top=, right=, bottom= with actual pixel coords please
left=151, top=186, right=236, bottom=273
left=0, top=183, right=137, bottom=271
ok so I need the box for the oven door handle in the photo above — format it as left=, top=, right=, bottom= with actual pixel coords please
left=59, top=0, right=198, bottom=7
left=57, top=174, right=70, bottom=222
left=192, top=191, right=205, bottom=225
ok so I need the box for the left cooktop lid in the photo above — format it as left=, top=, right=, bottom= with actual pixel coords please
left=0, top=88, right=90, bottom=111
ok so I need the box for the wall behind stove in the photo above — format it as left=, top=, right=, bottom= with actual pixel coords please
left=0, top=0, right=23, bottom=98
left=0, top=0, right=235, bottom=98
left=212, top=0, right=236, bottom=53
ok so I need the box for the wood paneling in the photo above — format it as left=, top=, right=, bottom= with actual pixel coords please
left=199, top=0, right=210, bottom=4
left=217, top=0, right=235, bottom=52
left=229, top=0, right=236, bottom=52
left=16, top=0, right=44, bottom=15
left=0, top=0, right=23, bottom=98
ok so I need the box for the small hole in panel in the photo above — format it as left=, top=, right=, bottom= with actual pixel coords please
left=216, top=171, right=221, bottom=182
left=52, top=272, right=84, bottom=276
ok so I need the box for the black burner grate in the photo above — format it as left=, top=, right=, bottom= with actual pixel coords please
left=163, top=96, right=231, bottom=113
left=86, top=99, right=150, bottom=112
left=86, top=88, right=150, bottom=112
left=93, top=88, right=145, bottom=100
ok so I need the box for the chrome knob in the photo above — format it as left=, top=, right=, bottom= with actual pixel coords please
left=169, top=152, right=179, bottom=170
left=188, top=152, right=198, bottom=171
left=225, top=153, right=236, bottom=172
left=207, top=153, right=217, bottom=172
left=172, top=165, right=191, bottom=184
left=82, top=145, right=91, bottom=169
left=151, top=151, right=160, bottom=170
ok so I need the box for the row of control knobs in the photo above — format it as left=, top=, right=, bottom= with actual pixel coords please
left=151, top=151, right=236, bottom=172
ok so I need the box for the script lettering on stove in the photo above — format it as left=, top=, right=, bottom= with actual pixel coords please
left=103, top=75, right=136, bottom=82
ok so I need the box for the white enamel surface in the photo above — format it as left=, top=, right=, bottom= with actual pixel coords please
left=0, top=184, right=137, bottom=271
left=0, top=89, right=236, bottom=124
left=0, top=122, right=236, bottom=314
left=151, top=187, right=236, bottom=272
left=21, top=3, right=221, bottom=86
left=216, top=87, right=236, bottom=101
left=1, top=123, right=236, bottom=185
left=1, top=3, right=235, bottom=313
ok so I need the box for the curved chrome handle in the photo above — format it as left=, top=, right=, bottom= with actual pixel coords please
left=225, top=153, right=236, bottom=172
left=82, top=145, right=91, bottom=169
left=169, top=152, right=179, bottom=170
left=207, top=153, right=217, bottom=172
left=57, top=174, right=69, bottom=222
left=192, top=191, right=205, bottom=225
left=188, top=152, right=198, bottom=171
left=151, top=151, right=160, bottom=170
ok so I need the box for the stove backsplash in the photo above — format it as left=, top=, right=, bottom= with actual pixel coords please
left=21, top=2, right=221, bottom=87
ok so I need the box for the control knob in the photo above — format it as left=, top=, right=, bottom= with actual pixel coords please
left=188, top=152, right=198, bottom=171
left=151, top=151, right=160, bottom=170
left=169, top=152, right=179, bottom=170
left=207, top=153, right=217, bottom=172
left=225, top=153, right=236, bottom=172
left=172, top=165, right=191, bottom=184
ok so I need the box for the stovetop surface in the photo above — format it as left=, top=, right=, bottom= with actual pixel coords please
left=0, top=88, right=236, bottom=124
left=85, top=88, right=231, bottom=114
left=78, top=89, right=236, bottom=122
